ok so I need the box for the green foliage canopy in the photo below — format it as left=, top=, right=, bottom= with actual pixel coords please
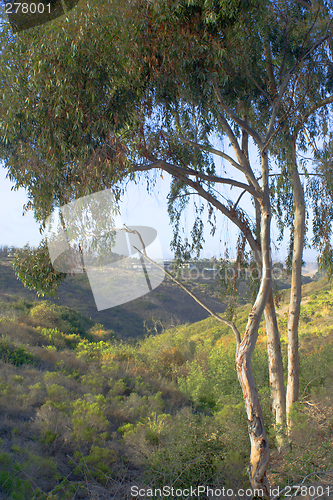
left=1, top=0, right=333, bottom=290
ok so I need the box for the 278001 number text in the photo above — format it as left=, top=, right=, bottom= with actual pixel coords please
left=5, top=3, right=51, bottom=14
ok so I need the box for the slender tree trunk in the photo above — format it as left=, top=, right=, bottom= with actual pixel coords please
left=235, top=153, right=271, bottom=498
left=286, top=142, right=305, bottom=421
left=254, top=199, right=286, bottom=443
left=264, top=291, right=286, bottom=445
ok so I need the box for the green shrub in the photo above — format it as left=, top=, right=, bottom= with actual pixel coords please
left=73, top=445, right=117, bottom=484
left=71, top=395, right=110, bottom=444
left=138, top=411, right=232, bottom=489
left=36, top=326, right=81, bottom=349
left=0, top=340, right=36, bottom=366
left=115, top=391, right=165, bottom=422
left=0, top=470, right=33, bottom=500
left=87, top=323, right=117, bottom=340
left=29, top=301, right=94, bottom=336
left=109, top=378, right=128, bottom=396
left=40, top=429, right=57, bottom=445
left=117, top=423, right=134, bottom=435
left=76, top=340, right=114, bottom=361
left=177, top=341, right=241, bottom=409
left=45, top=384, right=69, bottom=411
left=0, top=452, right=36, bottom=500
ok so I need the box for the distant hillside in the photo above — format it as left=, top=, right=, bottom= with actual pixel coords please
left=0, top=256, right=317, bottom=340
left=301, top=261, right=319, bottom=277
left=0, top=257, right=226, bottom=339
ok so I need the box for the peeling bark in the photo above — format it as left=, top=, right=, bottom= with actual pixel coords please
left=235, top=152, right=272, bottom=498
left=236, top=341, right=270, bottom=497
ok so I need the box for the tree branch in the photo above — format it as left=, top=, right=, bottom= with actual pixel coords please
left=265, top=30, right=330, bottom=143
left=295, top=94, right=333, bottom=136
left=263, top=37, right=278, bottom=94
left=293, top=0, right=333, bottom=60
left=244, top=57, right=274, bottom=105
left=132, top=159, right=263, bottom=200
left=293, top=0, right=312, bottom=7
left=179, top=175, right=260, bottom=255
left=123, top=230, right=242, bottom=346
left=214, top=109, right=262, bottom=192
left=178, top=132, right=244, bottom=171
left=212, top=76, right=265, bottom=150
left=242, top=114, right=249, bottom=160
left=173, top=109, right=260, bottom=192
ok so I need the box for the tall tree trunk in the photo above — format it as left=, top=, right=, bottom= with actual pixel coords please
left=286, top=142, right=305, bottom=420
left=264, top=291, right=286, bottom=446
left=235, top=155, right=271, bottom=498
left=254, top=199, right=286, bottom=443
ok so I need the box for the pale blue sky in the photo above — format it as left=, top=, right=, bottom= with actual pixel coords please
left=0, top=166, right=235, bottom=259
left=0, top=170, right=43, bottom=248
left=0, top=164, right=318, bottom=263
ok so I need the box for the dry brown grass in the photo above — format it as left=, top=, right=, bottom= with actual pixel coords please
left=0, top=321, right=46, bottom=347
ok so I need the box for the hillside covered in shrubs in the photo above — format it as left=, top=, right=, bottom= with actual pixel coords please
left=0, top=274, right=332, bottom=498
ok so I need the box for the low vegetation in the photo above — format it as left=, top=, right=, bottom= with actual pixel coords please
left=0, top=270, right=332, bottom=498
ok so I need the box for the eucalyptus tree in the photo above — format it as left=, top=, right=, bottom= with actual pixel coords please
left=126, top=0, right=333, bottom=436
left=254, top=0, right=333, bottom=420
left=0, top=1, right=276, bottom=492
left=1, top=0, right=333, bottom=493
left=203, top=0, right=333, bottom=427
